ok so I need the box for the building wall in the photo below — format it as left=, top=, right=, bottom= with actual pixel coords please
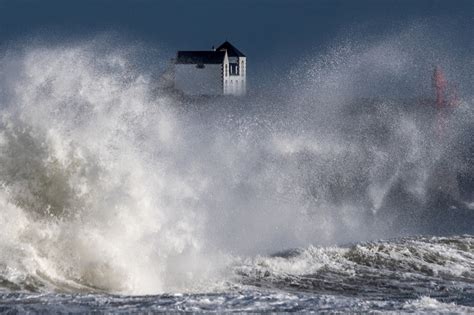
left=240, top=57, right=247, bottom=95
left=223, top=57, right=246, bottom=96
left=175, top=63, right=223, bottom=95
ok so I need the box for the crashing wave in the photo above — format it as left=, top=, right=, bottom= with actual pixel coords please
left=0, top=34, right=472, bottom=295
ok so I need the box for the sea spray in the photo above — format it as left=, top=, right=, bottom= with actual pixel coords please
left=0, top=44, right=211, bottom=294
left=0, top=31, right=471, bottom=296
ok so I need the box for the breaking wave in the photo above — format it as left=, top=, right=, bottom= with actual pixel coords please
left=235, top=235, right=474, bottom=302
left=0, top=28, right=472, bottom=296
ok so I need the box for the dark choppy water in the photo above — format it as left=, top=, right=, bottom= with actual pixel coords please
left=1, top=235, right=472, bottom=313
left=1, top=291, right=471, bottom=313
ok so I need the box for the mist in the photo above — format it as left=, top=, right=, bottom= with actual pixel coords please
left=0, top=23, right=472, bottom=295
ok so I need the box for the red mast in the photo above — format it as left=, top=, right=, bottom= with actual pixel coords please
left=432, top=66, right=458, bottom=139
left=433, top=66, right=447, bottom=109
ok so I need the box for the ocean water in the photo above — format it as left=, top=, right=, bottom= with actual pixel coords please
left=0, top=236, right=472, bottom=313
left=0, top=31, right=472, bottom=313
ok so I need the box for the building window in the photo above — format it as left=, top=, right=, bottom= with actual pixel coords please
left=229, top=63, right=239, bottom=76
left=241, top=60, right=245, bottom=76
left=225, top=64, right=228, bottom=77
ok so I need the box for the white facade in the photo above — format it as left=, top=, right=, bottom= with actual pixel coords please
left=175, top=63, right=223, bottom=96
left=174, top=41, right=246, bottom=96
left=223, top=56, right=246, bottom=96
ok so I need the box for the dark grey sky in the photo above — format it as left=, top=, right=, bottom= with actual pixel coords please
left=0, top=0, right=472, bottom=90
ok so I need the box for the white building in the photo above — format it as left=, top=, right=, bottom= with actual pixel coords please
left=174, top=41, right=246, bottom=96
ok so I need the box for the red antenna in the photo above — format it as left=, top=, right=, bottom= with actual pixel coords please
left=433, top=66, right=447, bottom=110
left=432, top=66, right=458, bottom=139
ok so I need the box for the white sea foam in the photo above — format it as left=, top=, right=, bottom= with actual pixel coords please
left=404, top=296, right=474, bottom=313
left=0, top=31, right=471, bottom=295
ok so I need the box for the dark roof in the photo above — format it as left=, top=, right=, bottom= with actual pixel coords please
left=216, top=41, right=246, bottom=57
left=175, top=51, right=225, bottom=64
